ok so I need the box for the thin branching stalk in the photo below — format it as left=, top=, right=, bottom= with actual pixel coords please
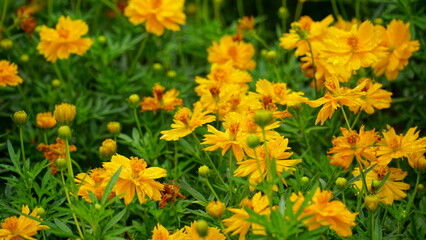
left=340, top=106, right=352, bottom=130
left=60, top=171, right=84, bottom=239
left=205, top=178, right=221, bottom=201
left=331, top=0, right=340, bottom=18
left=129, top=34, right=149, bottom=75
left=19, top=127, right=26, bottom=172
left=132, top=107, right=143, bottom=137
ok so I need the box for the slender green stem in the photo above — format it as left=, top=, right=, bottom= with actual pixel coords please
left=305, top=39, right=318, bottom=98
left=250, top=31, right=269, bottom=49
left=294, top=1, right=303, bottom=22
left=76, top=0, right=82, bottom=17
left=65, top=138, right=74, bottom=181
left=43, top=131, right=48, bottom=144
left=19, top=127, right=26, bottom=172
left=357, top=160, right=369, bottom=197
left=261, top=127, right=274, bottom=210
left=331, top=0, right=340, bottom=18
left=405, top=172, right=421, bottom=214
left=340, top=106, right=351, bottom=130
left=0, top=0, right=8, bottom=29
left=133, top=107, right=143, bottom=137
left=205, top=178, right=221, bottom=201
left=273, top=64, right=282, bottom=82
left=355, top=0, right=361, bottom=20
left=237, top=0, right=244, bottom=17
left=129, top=34, right=149, bottom=75
left=351, top=111, right=362, bottom=129
left=369, top=210, right=375, bottom=240
left=256, top=0, right=263, bottom=16
left=213, top=1, right=221, bottom=23
left=60, top=171, right=84, bottom=239
left=192, top=133, right=227, bottom=187
left=281, top=0, right=288, bottom=33
left=228, top=153, right=234, bottom=201
left=174, top=141, right=178, bottom=178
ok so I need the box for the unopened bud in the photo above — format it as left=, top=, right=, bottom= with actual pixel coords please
left=206, top=201, right=225, bottom=219
left=418, top=184, right=424, bottom=191
left=365, top=195, right=380, bottom=211
left=246, top=135, right=260, bottom=149
left=278, top=7, right=289, bottom=19
left=266, top=50, right=277, bottom=62
left=301, top=176, right=309, bottom=184
left=254, top=110, right=272, bottom=128
left=58, top=125, right=72, bottom=140
left=97, top=35, right=107, bottom=43
left=20, top=54, right=30, bottom=62
left=167, top=70, right=177, bottom=78
left=198, top=165, right=210, bottom=178
left=36, top=207, right=46, bottom=216
left=372, top=180, right=381, bottom=188
left=94, top=203, right=102, bottom=210
left=107, top=121, right=121, bottom=135
left=0, top=39, right=13, bottom=50
left=374, top=18, right=383, bottom=25
left=13, top=111, right=28, bottom=126
left=56, top=158, right=67, bottom=171
left=196, top=219, right=209, bottom=237
left=54, top=103, right=76, bottom=125
left=335, top=177, right=347, bottom=188
left=128, top=94, right=140, bottom=107
left=153, top=63, right=163, bottom=71
left=35, top=25, right=43, bottom=33
left=52, top=79, right=61, bottom=87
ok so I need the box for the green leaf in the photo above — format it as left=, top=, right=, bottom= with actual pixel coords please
left=102, top=208, right=127, bottom=234
left=102, top=166, right=122, bottom=204
left=53, top=218, right=73, bottom=235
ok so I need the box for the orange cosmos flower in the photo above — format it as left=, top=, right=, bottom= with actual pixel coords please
left=251, top=79, right=309, bottom=107
left=184, top=221, right=226, bottom=240
left=234, top=136, right=302, bottom=191
left=124, top=0, right=186, bottom=36
left=0, top=60, right=23, bottom=87
left=75, top=168, right=114, bottom=202
left=322, top=20, right=387, bottom=71
left=158, top=182, right=186, bottom=208
left=223, top=192, right=272, bottom=240
left=140, top=83, right=183, bottom=114
left=0, top=205, right=49, bottom=240
left=307, top=77, right=365, bottom=125
left=237, top=16, right=255, bottom=32
left=291, top=188, right=357, bottom=237
left=54, top=103, right=76, bottom=125
left=37, top=138, right=77, bottom=174
left=149, top=223, right=187, bottom=240
left=328, top=126, right=379, bottom=170
left=207, top=35, right=256, bottom=70
left=103, top=154, right=167, bottom=205
left=37, top=16, right=93, bottom=62
left=373, top=20, right=420, bottom=81
left=407, top=151, right=426, bottom=171
left=160, top=102, right=216, bottom=141
left=349, top=78, right=392, bottom=114
left=352, top=165, right=410, bottom=205
left=376, top=125, right=426, bottom=165
left=36, top=112, right=57, bottom=129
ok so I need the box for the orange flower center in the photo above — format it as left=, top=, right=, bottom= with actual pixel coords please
left=228, top=123, right=240, bottom=139
left=130, top=158, right=147, bottom=175
left=389, top=138, right=400, bottom=149
left=153, top=88, right=164, bottom=103
left=2, top=216, right=19, bottom=231
left=209, top=87, right=220, bottom=101
left=262, top=96, right=273, bottom=110
left=212, top=68, right=226, bottom=81
left=346, top=134, right=360, bottom=146
left=90, top=168, right=106, bottom=183
left=229, top=96, right=240, bottom=109
left=228, top=46, right=238, bottom=58
left=57, top=27, right=70, bottom=39
left=347, top=35, right=359, bottom=51
left=152, top=0, right=163, bottom=8
left=175, top=109, right=191, bottom=126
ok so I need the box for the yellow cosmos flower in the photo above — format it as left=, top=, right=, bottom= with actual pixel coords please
left=223, top=192, right=272, bottom=240
left=0, top=60, right=23, bottom=87
left=291, top=188, right=358, bottom=237
left=407, top=151, right=426, bottom=171
left=0, top=205, right=49, bottom=240
left=36, top=112, right=57, bottom=129
left=207, top=35, right=256, bottom=70
left=353, top=165, right=410, bottom=205
left=322, top=20, right=387, bottom=71
left=349, top=78, right=392, bottom=114
left=54, top=102, right=76, bottom=125
left=234, top=136, right=302, bottom=191
left=37, top=16, right=93, bottom=62
left=149, top=223, right=188, bottom=240
left=373, top=20, right=420, bottom=81
left=377, top=125, right=426, bottom=165
left=141, top=83, right=183, bottom=114
left=328, top=126, right=379, bottom=170
left=103, top=154, right=167, bottom=205
left=124, top=0, right=186, bottom=36
left=75, top=168, right=114, bottom=202
left=251, top=79, right=309, bottom=107
left=160, top=102, right=216, bottom=141
left=184, top=221, right=226, bottom=240
left=307, top=76, right=365, bottom=125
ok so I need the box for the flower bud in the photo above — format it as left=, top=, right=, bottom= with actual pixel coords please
left=56, top=158, right=67, bottom=171
left=128, top=94, right=140, bottom=107
left=198, top=165, right=210, bottom=178
left=97, top=35, right=107, bottom=43
left=54, top=103, right=76, bottom=125
left=278, top=7, right=289, bottom=19
left=335, top=177, right=347, bottom=188
left=246, top=135, right=260, bottom=149
left=266, top=50, right=277, bottom=62
left=107, top=121, right=121, bottom=135
left=418, top=184, right=424, bottom=191
left=260, top=49, right=268, bottom=57
left=365, top=195, right=380, bottom=211
left=35, top=25, right=43, bottom=33
left=51, top=79, right=61, bottom=87
left=20, top=54, right=30, bottom=62
left=99, top=139, right=117, bottom=158
left=0, top=39, right=13, bottom=50
left=196, top=219, right=209, bottom=238
left=206, top=201, right=225, bottom=219
left=301, top=176, right=309, bottom=184
left=372, top=179, right=381, bottom=188
left=13, top=110, right=28, bottom=126
left=37, top=112, right=57, bottom=129
left=374, top=18, right=383, bottom=25
left=94, top=203, right=102, bottom=210
left=186, top=3, right=197, bottom=15
left=153, top=63, right=163, bottom=71
left=36, top=207, right=46, bottom=216
left=167, top=70, right=177, bottom=78
left=58, top=125, right=72, bottom=140
left=254, top=110, right=272, bottom=128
